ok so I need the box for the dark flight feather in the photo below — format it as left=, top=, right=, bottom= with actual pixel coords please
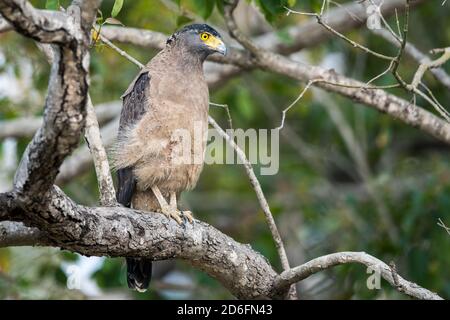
left=116, top=71, right=153, bottom=292
left=116, top=71, right=151, bottom=208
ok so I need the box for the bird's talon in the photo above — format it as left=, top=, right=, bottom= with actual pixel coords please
left=182, top=210, right=194, bottom=224
left=161, top=205, right=183, bottom=225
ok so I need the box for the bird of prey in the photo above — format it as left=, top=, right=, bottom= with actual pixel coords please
left=112, top=24, right=226, bottom=292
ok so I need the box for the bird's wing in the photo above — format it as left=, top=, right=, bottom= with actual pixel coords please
left=116, top=70, right=151, bottom=207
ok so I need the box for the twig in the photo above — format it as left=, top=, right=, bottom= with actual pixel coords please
left=95, top=27, right=145, bottom=69
left=287, top=0, right=450, bottom=124
left=284, top=5, right=395, bottom=61
left=276, top=80, right=317, bottom=131
left=208, top=116, right=292, bottom=279
left=374, top=29, right=450, bottom=91
left=410, top=47, right=450, bottom=90
left=368, top=0, right=402, bottom=42
left=389, top=1, right=450, bottom=122
left=437, top=218, right=450, bottom=235
left=209, top=102, right=233, bottom=130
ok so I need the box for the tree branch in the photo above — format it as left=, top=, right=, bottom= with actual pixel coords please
left=273, top=251, right=443, bottom=300
left=0, top=187, right=280, bottom=299
left=7, top=0, right=100, bottom=204
left=84, top=96, right=117, bottom=206
left=374, top=28, right=450, bottom=91
left=0, top=221, right=47, bottom=247
left=0, top=0, right=76, bottom=44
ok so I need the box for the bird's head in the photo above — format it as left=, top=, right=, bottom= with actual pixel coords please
left=166, top=24, right=227, bottom=60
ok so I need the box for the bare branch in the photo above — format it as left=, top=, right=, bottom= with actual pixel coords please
left=33, top=39, right=116, bottom=207
left=208, top=117, right=295, bottom=299
left=273, top=251, right=443, bottom=300
left=0, top=0, right=76, bottom=44
left=100, top=25, right=166, bottom=51
left=0, top=221, right=46, bottom=247
left=0, top=6, right=103, bottom=245
left=276, top=80, right=317, bottom=130
left=284, top=6, right=395, bottom=61
left=253, top=50, right=450, bottom=144
left=411, top=47, right=450, bottom=90
left=96, top=29, right=145, bottom=69
left=374, top=22, right=450, bottom=91
left=84, top=96, right=117, bottom=206
left=437, top=218, right=450, bottom=236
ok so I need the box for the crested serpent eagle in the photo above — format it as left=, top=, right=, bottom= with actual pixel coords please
left=112, top=24, right=227, bottom=292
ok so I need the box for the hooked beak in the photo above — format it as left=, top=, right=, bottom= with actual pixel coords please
left=207, top=36, right=227, bottom=56
left=215, top=40, right=227, bottom=56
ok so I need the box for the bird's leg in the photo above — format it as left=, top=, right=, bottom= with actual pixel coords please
left=169, top=192, right=193, bottom=224
left=151, top=186, right=182, bottom=224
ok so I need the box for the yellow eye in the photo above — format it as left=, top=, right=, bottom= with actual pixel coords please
left=200, top=33, right=210, bottom=41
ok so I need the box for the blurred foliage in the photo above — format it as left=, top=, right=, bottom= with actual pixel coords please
left=1, top=0, right=450, bottom=300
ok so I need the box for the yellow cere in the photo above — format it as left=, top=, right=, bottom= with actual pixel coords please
left=200, top=32, right=223, bottom=51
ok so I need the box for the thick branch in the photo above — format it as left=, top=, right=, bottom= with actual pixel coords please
left=35, top=34, right=116, bottom=207
left=0, top=0, right=75, bottom=44
left=1, top=189, right=442, bottom=300
left=273, top=252, right=443, bottom=300
left=0, top=188, right=280, bottom=299
left=9, top=1, right=100, bottom=203
left=0, top=221, right=46, bottom=247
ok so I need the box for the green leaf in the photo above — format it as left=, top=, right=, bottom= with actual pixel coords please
left=111, top=0, right=124, bottom=18
left=256, top=0, right=289, bottom=22
left=45, top=0, right=59, bottom=10
left=192, top=0, right=215, bottom=20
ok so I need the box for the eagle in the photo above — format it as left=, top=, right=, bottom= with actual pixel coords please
left=112, top=24, right=226, bottom=292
